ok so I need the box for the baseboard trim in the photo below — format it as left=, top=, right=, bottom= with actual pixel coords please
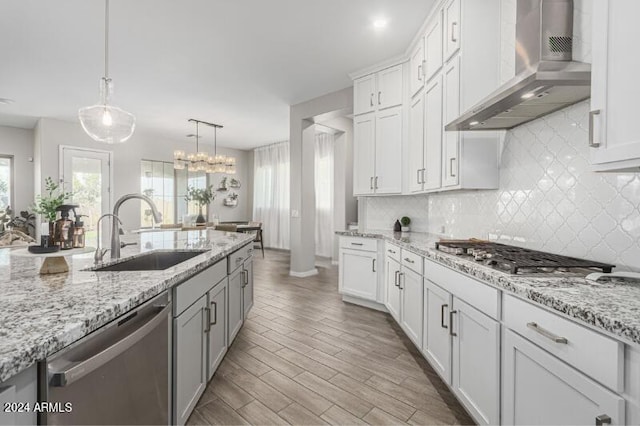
left=289, top=268, right=319, bottom=278
left=341, top=295, right=388, bottom=312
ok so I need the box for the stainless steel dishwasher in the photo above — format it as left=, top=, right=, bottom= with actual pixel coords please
left=44, top=292, right=171, bottom=425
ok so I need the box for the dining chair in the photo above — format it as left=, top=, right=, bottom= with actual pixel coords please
left=248, top=221, right=264, bottom=258
left=214, top=224, right=238, bottom=232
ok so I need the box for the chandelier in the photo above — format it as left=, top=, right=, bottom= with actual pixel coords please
left=174, top=119, right=236, bottom=174
left=78, top=0, right=136, bottom=144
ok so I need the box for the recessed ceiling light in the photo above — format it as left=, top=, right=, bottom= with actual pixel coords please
left=373, top=18, right=388, bottom=29
left=0, top=98, right=15, bottom=105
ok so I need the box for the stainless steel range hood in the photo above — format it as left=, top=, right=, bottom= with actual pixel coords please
left=445, top=0, right=590, bottom=131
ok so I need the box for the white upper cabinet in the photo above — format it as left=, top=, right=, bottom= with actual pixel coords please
left=442, top=57, right=460, bottom=187
left=409, top=40, right=426, bottom=98
left=374, top=107, right=403, bottom=194
left=377, top=65, right=404, bottom=110
left=409, top=95, right=425, bottom=193
left=424, top=75, right=443, bottom=190
left=590, top=0, right=640, bottom=172
left=354, top=74, right=377, bottom=116
left=443, top=0, right=461, bottom=61
left=353, top=113, right=376, bottom=195
left=424, top=10, right=443, bottom=82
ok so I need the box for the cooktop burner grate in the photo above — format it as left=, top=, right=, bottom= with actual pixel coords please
left=435, top=241, right=615, bottom=274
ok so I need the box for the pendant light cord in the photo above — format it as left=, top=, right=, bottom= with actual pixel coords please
left=214, top=126, right=217, bottom=156
left=196, top=121, right=200, bottom=152
left=104, top=0, right=110, bottom=79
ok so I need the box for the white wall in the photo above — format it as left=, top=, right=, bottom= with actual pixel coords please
left=34, top=118, right=253, bottom=231
left=0, top=126, right=34, bottom=214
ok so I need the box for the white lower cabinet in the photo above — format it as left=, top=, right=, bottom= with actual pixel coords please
left=242, top=259, right=254, bottom=319
left=503, top=329, right=625, bottom=425
left=0, top=365, right=36, bottom=426
left=174, top=296, right=208, bottom=426
left=207, top=279, right=228, bottom=381
left=340, top=248, right=378, bottom=301
left=451, top=297, right=500, bottom=425
left=385, top=256, right=401, bottom=322
left=228, top=266, right=244, bottom=344
left=400, top=267, right=423, bottom=348
left=423, top=279, right=452, bottom=384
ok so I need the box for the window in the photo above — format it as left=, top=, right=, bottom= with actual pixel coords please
left=0, top=156, right=13, bottom=211
left=175, top=168, right=208, bottom=221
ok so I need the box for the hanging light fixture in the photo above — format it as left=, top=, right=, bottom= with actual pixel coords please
left=78, top=0, right=135, bottom=144
left=174, top=119, right=235, bottom=174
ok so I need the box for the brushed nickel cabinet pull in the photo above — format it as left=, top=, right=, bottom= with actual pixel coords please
left=398, top=272, right=404, bottom=290
left=417, top=169, right=422, bottom=184
left=589, top=109, right=601, bottom=148
left=374, top=176, right=379, bottom=189
left=387, top=249, right=396, bottom=254
left=204, top=307, right=211, bottom=333
left=370, top=93, right=374, bottom=107
left=449, top=158, right=457, bottom=177
left=210, top=301, right=217, bottom=326
left=370, top=177, right=374, bottom=190
left=418, top=64, right=423, bottom=81
left=394, top=270, right=400, bottom=287
left=451, top=21, right=458, bottom=42
left=351, top=242, right=364, bottom=246
left=595, top=415, right=612, bottom=426
left=441, top=304, right=449, bottom=329
left=526, top=322, right=568, bottom=344
left=421, top=168, right=426, bottom=184
left=449, top=310, right=457, bottom=336
left=378, top=91, right=382, bottom=105
left=404, top=257, right=415, bottom=264
left=372, top=258, right=376, bottom=272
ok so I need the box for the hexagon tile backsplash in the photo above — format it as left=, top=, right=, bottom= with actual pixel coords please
left=363, top=100, right=640, bottom=272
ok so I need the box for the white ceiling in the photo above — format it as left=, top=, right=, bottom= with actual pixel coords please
left=0, top=0, right=435, bottom=150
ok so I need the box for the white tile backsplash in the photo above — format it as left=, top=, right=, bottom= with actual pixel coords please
left=362, top=0, right=640, bottom=271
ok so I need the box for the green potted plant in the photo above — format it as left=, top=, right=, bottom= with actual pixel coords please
left=401, top=216, right=411, bottom=232
left=185, top=185, right=215, bottom=225
left=33, top=177, right=73, bottom=243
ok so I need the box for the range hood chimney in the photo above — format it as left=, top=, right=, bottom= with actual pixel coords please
left=445, top=0, right=590, bottom=131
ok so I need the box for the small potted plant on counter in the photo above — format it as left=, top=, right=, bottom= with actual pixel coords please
left=33, top=177, right=73, bottom=245
left=185, top=185, right=215, bottom=225
left=401, top=216, right=411, bottom=232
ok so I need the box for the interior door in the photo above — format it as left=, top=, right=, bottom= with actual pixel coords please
left=503, top=329, right=625, bottom=425
left=374, top=106, right=403, bottom=194
left=60, top=147, right=112, bottom=247
left=409, top=94, right=425, bottom=193
left=423, top=279, right=452, bottom=384
left=353, top=113, right=376, bottom=195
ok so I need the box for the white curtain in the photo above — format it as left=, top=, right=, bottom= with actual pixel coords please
left=314, top=132, right=334, bottom=257
left=253, top=141, right=290, bottom=249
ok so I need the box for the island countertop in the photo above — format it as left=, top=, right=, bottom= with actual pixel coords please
left=337, top=230, right=640, bottom=347
left=0, top=229, right=254, bottom=382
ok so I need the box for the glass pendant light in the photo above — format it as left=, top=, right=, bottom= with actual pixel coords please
left=79, top=0, right=136, bottom=144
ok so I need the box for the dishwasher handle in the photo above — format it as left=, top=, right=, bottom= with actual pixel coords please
left=49, top=303, right=171, bottom=387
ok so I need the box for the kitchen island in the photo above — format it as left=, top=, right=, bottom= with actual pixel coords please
left=0, top=229, right=254, bottom=384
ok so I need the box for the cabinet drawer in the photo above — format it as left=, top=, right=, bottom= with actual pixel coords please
left=228, top=243, right=254, bottom=273
left=503, top=295, right=624, bottom=392
left=340, top=236, right=377, bottom=252
left=175, top=260, right=227, bottom=316
left=425, top=258, right=499, bottom=319
left=385, top=242, right=401, bottom=262
left=402, top=250, right=423, bottom=275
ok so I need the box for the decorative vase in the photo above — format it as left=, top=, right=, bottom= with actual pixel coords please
left=196, top=207, right=206, bottom=225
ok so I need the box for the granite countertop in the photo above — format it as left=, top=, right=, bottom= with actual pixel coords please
left=0, top=229, right=254, bottom=382
left=337, top=230, right=640, bottom=346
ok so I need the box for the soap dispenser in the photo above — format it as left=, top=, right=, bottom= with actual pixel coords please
left=72, top=213, right=87, bottom=249
left=54, top=204, right=78, bottom=250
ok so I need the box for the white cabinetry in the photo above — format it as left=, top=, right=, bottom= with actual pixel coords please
left=408, top=95, right=425, bottom=193
left=423, top=279, right=451, bottom=385
left=242, top=259, right=254, bottom=318
left=0, top=365, right=36, bottom=426
left=174, top=295, right=208, bottom=426
left=339, top=248, right=378, bottom=301
left=354, top=64, right=403, bottom=116
left=503, top=329, right=625, bottom=425
left=409, top=40, right=425, bottom=98
left=442, top=58, right=460, bottom=187
left=590, top=0, right=640, bottom=172
left=443, top=0, right=460, bottom=61
left=400, top=267, right=423, bottom=348
left=385, top=256, right=401, bottom=322
left=424, top=76, right=443, bottom=190
left=451, top=297, right=500, bottom=425
left=353, top=113, right=376, bottom=195
left=424, top=10, right=443, bottom=82
left=228, top=267, right=244, bottom=344
left=354, top=74, right=376, bottom=116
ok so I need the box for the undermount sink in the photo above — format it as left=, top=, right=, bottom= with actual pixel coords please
left=94, top=250, right=209, bottom=271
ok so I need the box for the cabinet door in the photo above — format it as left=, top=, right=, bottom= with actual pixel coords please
left=354, top=74, right=376, bottom=116
left=339, top=249, right=377, bottom=301
left=442, top=57, right=460, bottom=187
left=385, top=257, right=401, bottom=322
left=443, top=0, right=461, bottom=61
left=423, top=279, right=451, bottom=384
left=378, top=64, right=403, bottom=110
left=503, top=330, right=625, bottom=425
left=451, top=297, right=500, bottom=425
left=207, top=280, right=228, bottom=381
left=409, top=40, right=425, bottom=98
left=590, top=0, right=640, bottom=170
left=400, top=268, right=423, bottom=349
left=174, top=296, right=207, bottom=426
left=424, top=10, right=443, bottom=82
left=409, top=94, right=425, bottom=193
left=353, top=113, right=376, bottom=195
left=424, top=75, right=443, bottom=191
left=374, top=106, right=403, bottom=194
left=242, top=258, right=254, bottom=318
left=228, top=267, right=244, bottom=344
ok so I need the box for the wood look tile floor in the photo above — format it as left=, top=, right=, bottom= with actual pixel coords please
left=187, top=250, right=475, bottom=426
